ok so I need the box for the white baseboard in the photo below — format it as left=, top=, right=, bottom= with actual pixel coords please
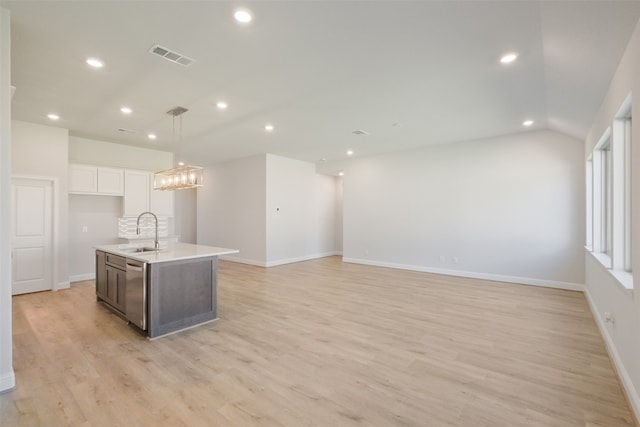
left=221, top=252, right=342, bottom=268
left=342, top=258, right=584, bottom=291
left=265, top=251, right=341, bottom=267
left=69, top=273, right=95, bottom=283
left=55, top=281, right=70, bottom=291
left=219, top=255, right=267, bottom=267
left=0, top=371, right=15, bottom=393
left=584, top=288, right=640, bottom=423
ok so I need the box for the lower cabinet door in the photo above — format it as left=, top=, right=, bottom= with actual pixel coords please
left=116, top=268, right=126, bottom=313
left=106, top=265, right=118, bottom=304
left=106, top=265, right=126, bottom=313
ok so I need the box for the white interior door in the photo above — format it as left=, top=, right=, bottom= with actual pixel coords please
left=11, top=178, right=53, bottom=295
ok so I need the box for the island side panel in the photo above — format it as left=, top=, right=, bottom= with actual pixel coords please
left=147, top=256, right=218, bottom=338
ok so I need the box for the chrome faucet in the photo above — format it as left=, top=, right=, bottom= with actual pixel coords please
left=136, top=211, right=159, bottom=249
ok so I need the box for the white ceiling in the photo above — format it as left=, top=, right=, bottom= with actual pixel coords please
left=4, top=1, right=640, bottom=168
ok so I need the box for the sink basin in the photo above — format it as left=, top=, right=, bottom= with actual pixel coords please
left=121, top=247, right=161, bottom=253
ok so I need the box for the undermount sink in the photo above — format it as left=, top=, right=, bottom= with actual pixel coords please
left=121, top=247, right=161, bottom=253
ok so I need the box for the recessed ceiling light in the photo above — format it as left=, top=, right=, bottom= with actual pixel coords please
left=523, top=120, right=534, bottom=126
left=120, top=106, right=132, bottom=114
left=147, top=133, right=157, bottom=140
left=86, top=58, right=104, bottom=68
left=338, top=171, right=344, bottom=176
left=234, top=8, right=253, bottom=23
left=47, top=113, right=60, bottom=121
left=216, top=101, right=228, bottom=110
left=347, top=150, right=354, bottom=156
left=500, top=53, right=518, bottom=64
left=265, top=124, right=274, bottom=131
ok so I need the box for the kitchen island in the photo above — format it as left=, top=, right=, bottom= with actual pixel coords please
left=95, top=243, right=238, bottom=339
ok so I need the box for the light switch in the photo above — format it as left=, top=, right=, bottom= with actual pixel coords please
left=82, top=226, right=88, bottom=233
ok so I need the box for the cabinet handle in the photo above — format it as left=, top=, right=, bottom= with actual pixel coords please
left=126, top=264, right=143, bottom=272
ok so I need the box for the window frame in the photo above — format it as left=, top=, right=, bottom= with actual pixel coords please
left=587, top=94, right=633, bottom=290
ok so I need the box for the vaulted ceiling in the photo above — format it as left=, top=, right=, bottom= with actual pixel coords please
left=4, top=1, right=640, bottom=168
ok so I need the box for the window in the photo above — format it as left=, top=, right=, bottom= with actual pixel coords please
left=614, top=96, right=632, bottom=272
left=592, top=130, right=612, bottom=264
left=586, top=156, right=593, bottom=250
left=602, top=139, right=613, bottom=257
left=624, top=114, right=631, bottom=271
left=587, top=94, right=632, bottom=288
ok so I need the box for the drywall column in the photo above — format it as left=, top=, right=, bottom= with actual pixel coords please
left=197, top=155, right=267, bottom=265
left=0, top=7, right=15, bottom=392
left=265, top=154, right=338, bottom=266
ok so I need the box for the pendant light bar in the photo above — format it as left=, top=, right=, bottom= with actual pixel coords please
left=153, top=106, right=205, bottom=191
left=153, top=164, right=204, bottom=190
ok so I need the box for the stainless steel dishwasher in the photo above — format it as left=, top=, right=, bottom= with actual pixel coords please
left=125, top=259, right=147, bottom=331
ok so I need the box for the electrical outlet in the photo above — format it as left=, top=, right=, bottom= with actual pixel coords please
left=452, top=256, right=459, bottom=264
left=604, top=312, right=615, bottom=324
left=439, top=255, right=445, bottom=264
left=82, top=226, right=88, bottom=233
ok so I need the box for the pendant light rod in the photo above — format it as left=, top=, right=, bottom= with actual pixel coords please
left=167, top=106, right=188, bottom=164
left=166, top=106, right=188, bottom=117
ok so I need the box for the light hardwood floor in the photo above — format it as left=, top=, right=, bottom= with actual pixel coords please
left=0, top=256, right=636, bottom=426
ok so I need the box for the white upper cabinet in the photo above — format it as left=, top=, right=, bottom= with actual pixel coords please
left=97, top=167, right=124, bottom=195
left=70, top=164, right=174, bottom=217
left=69, top=165, right=97, bottom=194
left=150, top=175, right=174, bottom=218
left=69, top=164, right=124, bottom=196
left=122, top=170, right=150, bottom=217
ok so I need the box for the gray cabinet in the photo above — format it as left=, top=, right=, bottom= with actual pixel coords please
left=147, top=256, right=217, bottom=338
left=96, top=251, right=127, bottom=314
left=95, top=248, right=220, bottom=339
left=106, top=265, right=126, bottom=313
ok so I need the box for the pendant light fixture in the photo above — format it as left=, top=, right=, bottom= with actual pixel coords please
left=153, top=106, right=204, bottom=191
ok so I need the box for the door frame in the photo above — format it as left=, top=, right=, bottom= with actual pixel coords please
left=11, top=174, right=61, bottom=291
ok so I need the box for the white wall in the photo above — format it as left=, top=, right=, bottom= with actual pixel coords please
left=584, top=18, right=640, bottom=419
left=343, top=129, right=585, bottom=289
left=197, top=155, right=267, bottom=264
left=12, top=120, right=70, bottom=291
left=0, top=7, right=15, bottom=393
left=265, top=154, right=338, bottom=266
left=68, top=195, right=121, bottom=280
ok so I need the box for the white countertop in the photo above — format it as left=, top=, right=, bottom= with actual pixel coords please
left=95, top=242, right=239, bottom=264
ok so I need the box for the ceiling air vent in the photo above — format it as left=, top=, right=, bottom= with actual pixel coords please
left=352, top=129, right=369, bottom=135
left=118, top=128, right=137, bottom=134
left=149, top=44, right=195, bottom=67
